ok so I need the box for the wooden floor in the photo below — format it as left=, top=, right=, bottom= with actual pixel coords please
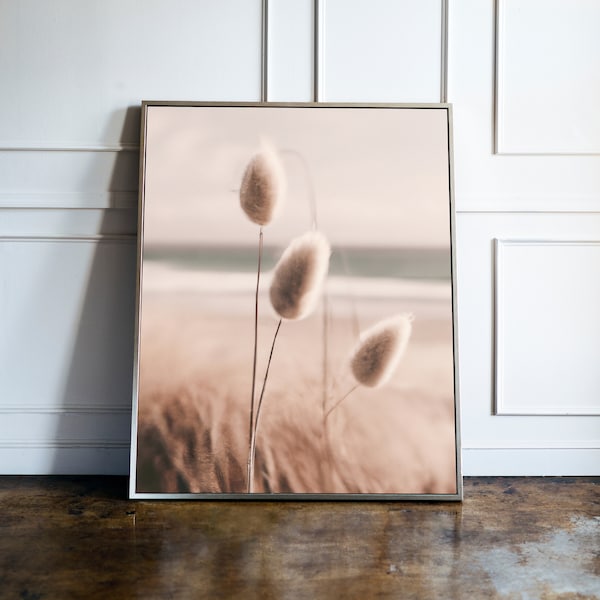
left=0, top=477, right=598, bottom=599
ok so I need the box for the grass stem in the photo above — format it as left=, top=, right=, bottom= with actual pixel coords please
left=246, top=228, right=263, bottom=493
left=324, top=384, right=359, bottom=422
left=248, top=318, right=282, bottom=493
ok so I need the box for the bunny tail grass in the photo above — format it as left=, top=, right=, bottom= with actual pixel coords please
left=240, top=139, right=286, bottom=226
left=269, top=230, right=331, bottom=321
left=350, top=314, right=413, bottom=388
left=239, top=139, right=284, bottom=492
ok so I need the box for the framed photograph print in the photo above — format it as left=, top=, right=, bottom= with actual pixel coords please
left=130, top=102, right=461, bottom=500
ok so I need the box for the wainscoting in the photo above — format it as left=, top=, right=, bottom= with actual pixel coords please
left=0, top=0, right=598, bottom=474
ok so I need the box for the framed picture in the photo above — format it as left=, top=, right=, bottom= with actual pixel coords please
left=129, top=102, right=461, bottom=500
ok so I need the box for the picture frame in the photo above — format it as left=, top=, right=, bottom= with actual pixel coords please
left=129, top=101, right=462, bottom=500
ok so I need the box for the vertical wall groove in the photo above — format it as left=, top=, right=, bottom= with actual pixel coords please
left=313, top=0, right=321, bottom=102
left=493, top=0, right=501, bottom=153
left=441, top=0, right=448, bottom=102
left=261, top=0, right=269, bottom=101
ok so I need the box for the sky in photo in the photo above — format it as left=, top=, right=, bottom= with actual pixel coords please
left=142, top=105, right=452, bottom=250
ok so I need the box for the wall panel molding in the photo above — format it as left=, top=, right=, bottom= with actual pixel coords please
left=0, top=405, right=130, bottom=415
left=0, top=234, right=136, bottom=246
left=0, top=234, right=135, bottom=241
left=440, top=0, right=448, bottom=103
left=465, top=440, right=600, bottom=450
left=0, top=192, right=138, bottom=210
left=494, top=239, right=600, bottom=416
left=314, top=0, right=323, bottom=102
left=0, top=143, right=139, bottom=152
left=457, top=198, right=600, bottom=214
left=0, top=440, right=129, bottom=449
left=0, top=209, right=138, bottom=238
left=261, top=0, right=269, bottom=101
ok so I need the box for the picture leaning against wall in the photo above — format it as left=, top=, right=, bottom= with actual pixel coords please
left=130, top=102, right=461, bottom=500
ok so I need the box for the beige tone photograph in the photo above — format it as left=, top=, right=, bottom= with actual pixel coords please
left=132, top=103, right=459, bottom=498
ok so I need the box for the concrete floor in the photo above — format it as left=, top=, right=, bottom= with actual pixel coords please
left=0, top=476, right=598, bottom=599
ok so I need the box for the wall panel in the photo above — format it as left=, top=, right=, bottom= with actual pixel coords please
left=451, top=0, right=600, bottom=473
left=0, top=0, right=265, bottom=474
left=319, top=0, right=444, bottom=102
left=0, top=0, right=263, bottom=148
left=268, top=0, right=314, bottom=101
left=0, top=237, right=136, bottom=473
left=0, top=210, right=137, bottom=238
left=456, top=212, right=600, bottom=474
left=449, top=0, right=600, bottom=212
left=495, top=240, right=600, bottom=415
left=495, top=0, right=600, bottom=154
left=0, top=151, right=140, bottom=208
left=1, top=0, right=598, bottom=476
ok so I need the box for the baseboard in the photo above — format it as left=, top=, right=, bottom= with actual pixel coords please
left=1, top=447, right=597, bottom=477
left=0, top=447, right=129, bottom=475
left=462, top=448, right=600, bottom=476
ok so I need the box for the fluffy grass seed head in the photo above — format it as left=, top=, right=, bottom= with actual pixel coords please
left=350, top=314, right=413, bottom=388
left=239, top=139, right=286, bottom=226
left=269, top=231, right=331, bottom=320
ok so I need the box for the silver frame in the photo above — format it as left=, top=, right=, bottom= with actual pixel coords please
left=129, top=101, right=462, bottom=501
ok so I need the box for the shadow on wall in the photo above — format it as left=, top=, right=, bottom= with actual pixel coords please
left=52, top=105, right=140, bottom=475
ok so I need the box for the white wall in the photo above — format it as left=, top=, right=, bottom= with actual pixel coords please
left=0, top=0, right=598, bottom=475
left=452, top=0, right=600, bottom=474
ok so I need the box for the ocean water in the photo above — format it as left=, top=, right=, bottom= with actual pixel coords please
left=143, top=245, right=451, bottom=282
